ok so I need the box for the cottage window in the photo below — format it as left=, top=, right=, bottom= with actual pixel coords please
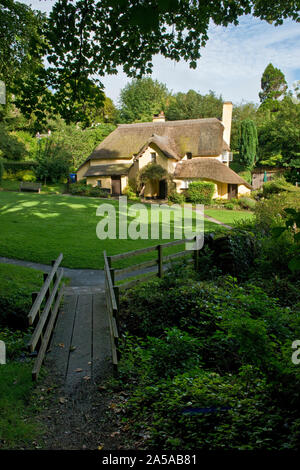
left=151, top=152, right=157, bottom=163
left=183, top=180, right=190, bottom=189
left=97, top=180, right=102, bottom=187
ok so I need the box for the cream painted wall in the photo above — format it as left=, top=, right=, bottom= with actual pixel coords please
left=137, top=145, right=177, bottom=174
left=86, top=176, right=111, bottom=188
left=237, top=184, right=251, bottom=196
left=86, top=175, right=128, bottom=193
left=121, top=175, right=128, bottom=192
left=77, top=161, right=90, bottom=181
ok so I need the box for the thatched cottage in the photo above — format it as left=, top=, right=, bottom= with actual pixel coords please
left=76, top=102, right=252, bottom=199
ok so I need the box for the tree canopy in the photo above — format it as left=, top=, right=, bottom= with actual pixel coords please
left=259, top=63, right=288, bottom=112
left=119, top=78, right=170, bottom=123
left=1, top=0, right=299, bottom=125
left=239, top=119, right=258, bottom=170
left=165, top=90, right=223, bottom=121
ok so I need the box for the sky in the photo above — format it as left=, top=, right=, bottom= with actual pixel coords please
left=22, top=0, right=300, bottom=106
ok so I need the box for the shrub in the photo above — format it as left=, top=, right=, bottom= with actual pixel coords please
left=0, top=124, right=27, bottom=161
left=168, top=191, right=185, bottom=204
left=87, top=186, right=109, bottom=198
left=2, top=160, right=38, bottom=174
left=68, top=182, right=109, bottom=198
left=15, top=170, right=36, bottom=182
left=238, top=196, right=256, bottom=210
left=201, top=229, right=258, bottom=278
left=187, top=181, right=215, bottom=204
left=255, top=192, right=300, bottom=232
left=123, top=185, right=140, bottom=201
left=34, top=139, right=71, bottom=184
left=224, top=202, right=234, bottom=210
left=0, top=328, right=32, bottom=360
left=262, top=177, right=298, bottom=198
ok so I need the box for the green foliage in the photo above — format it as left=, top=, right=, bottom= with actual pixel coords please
left=119, top=78, right=169, bottom=123
left=68, top=182, right=109, bottom=198
left=187, top=181, right=215, bottom=204
left=230, top=102, right=259, bottom=152
left=0, top=124, right=27, bottom=161
left=0, top=158, right=3, bottom=183
left=271, top=208, right=300, bottom=272
left=138, top=163, right=168, bottom=185
left=2, top=160, right=37, bottom=174
left=257, top=97, right=300, bottom=169
left=0, top=263, right=43, bottom=329
left=34, top=139, right=72, bottom=184
left=0, top=328, right=32, bottom=361
left=168, top=191, right=185, bottom=204
left=239, top=119, right=258, bottom=169
left=238, top=196, right=256, bottom=210
left=47, top=122, right=116, bottom=170
left=117, top=267, right=300, bottom=450
left=123, top=185, right=140, bottom=202
left=165, top=90, right=223, bottom=121
left=14, top=170, right=36, bottom=182
left=262, top=176, right=299, bottom=198
left=43, top=0, right=299, bottom=115
left=259, top=63, right=288, bottom=108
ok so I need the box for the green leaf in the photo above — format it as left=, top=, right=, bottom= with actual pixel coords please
left=288, top=256, right=300, bottom=272
left=271, top=226, right=286, bottom=238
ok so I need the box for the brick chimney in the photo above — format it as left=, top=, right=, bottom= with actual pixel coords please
left=222, top=101, right=233, bottom=148
left=152, top=111, right=165, bottom=123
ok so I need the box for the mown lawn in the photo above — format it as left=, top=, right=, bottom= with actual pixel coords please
left=205, top=208, right=254, bottom=225
left=0, top=191, right=224, bottom=269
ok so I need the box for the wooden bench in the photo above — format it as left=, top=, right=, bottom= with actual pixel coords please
left=19, top=182, right=42, bottom=193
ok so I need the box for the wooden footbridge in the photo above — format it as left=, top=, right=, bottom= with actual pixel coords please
left=28, top=236, right=201, bottom=388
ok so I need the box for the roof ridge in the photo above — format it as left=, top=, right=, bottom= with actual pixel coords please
left=117, top=117, right=222, bottom=128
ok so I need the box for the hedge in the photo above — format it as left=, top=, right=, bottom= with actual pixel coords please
left=187, top=181, right=215, bottom=204
left=3, top=160, right=38, bottom=174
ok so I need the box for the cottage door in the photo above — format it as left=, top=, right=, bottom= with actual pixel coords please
left=111, top=176, right=121, bottom=195
left=228, top=184, right=238, bottom=199
left=159, top=179, right=168, bottom=199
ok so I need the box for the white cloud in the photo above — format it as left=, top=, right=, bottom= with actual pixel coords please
left=101, top=16, right=300, bottom=105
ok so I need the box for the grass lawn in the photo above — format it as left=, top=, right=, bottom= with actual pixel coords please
left=0, top=191, right=226, bottom=269
left=0, top=262, right=44, bottom=298
left=205, top=208, right=254, bottom=225
left=0, top=362, right=40, bottom=449
left=0, top=263, right=45, bottom=448
left=0, top=263, right=44, bottom=329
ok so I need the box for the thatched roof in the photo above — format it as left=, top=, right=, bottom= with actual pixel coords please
left=84, top=164, right=132, bottom=177
left=136, top=133, right=180, bottom=160
left=80, top=118, right=226, bottom=168
left=174, top=158, right=253, bottom=189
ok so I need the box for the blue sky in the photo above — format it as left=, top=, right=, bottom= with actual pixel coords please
left=23, top=1, right=300, bottom=106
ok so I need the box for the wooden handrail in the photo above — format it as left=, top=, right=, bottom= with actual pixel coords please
left=28, top=253, right=63, bottom=325
left=27, top=254, right=64, bottom=381
left=103, top=235, right=202, bottom=372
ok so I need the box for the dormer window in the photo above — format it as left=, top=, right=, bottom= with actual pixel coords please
left=151, top=152, right=157, bottom=163
left=187, top=152, right=192, bottom=160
